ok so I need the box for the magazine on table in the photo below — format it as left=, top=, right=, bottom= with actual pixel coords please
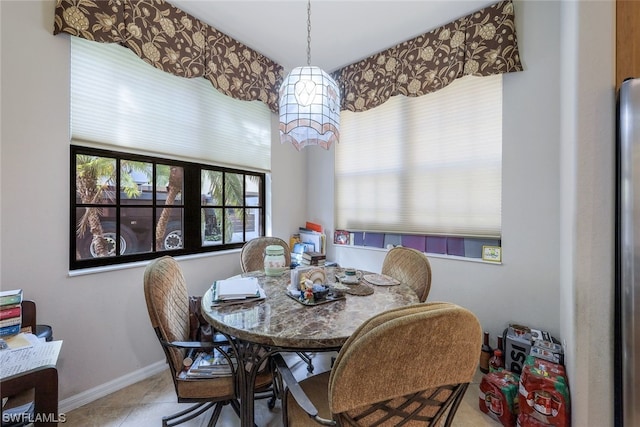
left=211, top=277, right=266, bottom=306
left=184, top=350, right=236, bottom=378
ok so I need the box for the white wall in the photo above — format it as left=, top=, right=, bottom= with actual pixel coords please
left=0, top=0, right=305, bottom=406
left=1, top=0, right=614, bottom=424
left=558, top=1, right=615, bottom=426
left=310, top=1, right=614, bottom=424
left=314, top=0, right=563, bottom=342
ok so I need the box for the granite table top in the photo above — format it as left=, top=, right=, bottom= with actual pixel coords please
left=201, top=268, right=420, bottom=350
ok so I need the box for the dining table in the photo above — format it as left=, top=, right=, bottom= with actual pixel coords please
left=200, top=266, right=420, bottom=427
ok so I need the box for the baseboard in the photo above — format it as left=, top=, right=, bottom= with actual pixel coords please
left=58, top=360, right=167, bottom=414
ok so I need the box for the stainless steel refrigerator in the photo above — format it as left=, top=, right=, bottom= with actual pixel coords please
left=616, top=77, right=640, bottom=427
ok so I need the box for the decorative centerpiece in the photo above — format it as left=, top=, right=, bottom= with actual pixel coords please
left=287, top=266, right=345, bottom=305
left=264, top=245, right=286, bottom=276
left=298, top=267, right=326, bottom=289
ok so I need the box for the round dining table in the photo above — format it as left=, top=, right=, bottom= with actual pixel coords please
left=201, top=267, right=420, bottom=427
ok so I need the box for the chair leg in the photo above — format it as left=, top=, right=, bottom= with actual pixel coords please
left=297, top=351, right=314, bottom=373
left=230, top=399, right=241, bottom=418
left=162, top=402, right=215, bottom=427
left=205, top=402, right=225, bottom=427
left=441, top=383, right=469, bottom=427
left=228, top=399, right=262, bottom=427
left=267, top=390, right=278, bottom=410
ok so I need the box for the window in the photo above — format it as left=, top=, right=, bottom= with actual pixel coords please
left=71, top=146, right=265, bottom=270
left=335, top=75, right=502, bottom=239
left=69, top=37, right=272, bottom=270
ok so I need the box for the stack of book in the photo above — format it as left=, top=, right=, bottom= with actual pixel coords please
left=210, top=277, right=265, bottom=306
left=298, top=229, right=326, bottom=254
left=301, top=251, right=326, bottom=266
left=184, top=350, right=236, bottom=378
left=0, top=289, right=23, bottom=338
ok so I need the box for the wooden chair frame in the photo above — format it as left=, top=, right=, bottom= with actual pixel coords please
left=0, top=366, right=58, bottom=427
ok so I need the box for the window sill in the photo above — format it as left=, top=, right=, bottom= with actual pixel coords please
left=332, top=244, right=502, bottom=265
left=67, top=249, right=242, bottom=277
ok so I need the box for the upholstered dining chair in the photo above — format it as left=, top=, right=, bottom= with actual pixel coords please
left=240, top=237, right=315, bottom=373
left=273, top=302, right=482, bottom=426
left=382, top=246, right=432, bottom=302
left=240, top=236, right=292, bottom=273
left=143, top=256, right=274, bottom=427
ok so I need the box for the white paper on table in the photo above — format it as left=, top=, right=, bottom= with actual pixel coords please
left=4, top=332, right=42, bottom=349
left=0, top=340, right=62, bottom=379
left=214, top=277, right=260, bottom=299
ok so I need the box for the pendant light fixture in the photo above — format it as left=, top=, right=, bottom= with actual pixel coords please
left=279, top=0, right=340, bottom=151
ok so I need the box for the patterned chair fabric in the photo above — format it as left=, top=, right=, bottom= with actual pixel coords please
left=143, top=256, right=272, bottom=426
left=382, top=246, right=432, bottom=302
left=240, top=237, right=291, bottom=273
left=279, top=302, right=482, bottom=426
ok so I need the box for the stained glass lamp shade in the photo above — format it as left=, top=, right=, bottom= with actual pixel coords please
left=278, top=66, right=341, bottom=151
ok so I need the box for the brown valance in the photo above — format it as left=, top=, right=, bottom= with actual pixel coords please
left=333, top=0, right=523, bottom=112
left=53, top=0, right=284, bottom=113
left=54, top=0, right=522, bottom=116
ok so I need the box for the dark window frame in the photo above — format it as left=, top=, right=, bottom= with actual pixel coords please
left=70, top=145, right=266, bottom=270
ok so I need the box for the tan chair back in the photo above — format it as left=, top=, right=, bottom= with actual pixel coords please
left=382, top=246, right=432, bottom=302
left=328, top=302, right=482, bottom=421
left=240, top=237, right=291, bottom=273
left=143, top=256, right=191, bottom=373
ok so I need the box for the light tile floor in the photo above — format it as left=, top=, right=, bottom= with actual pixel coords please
left=63, top=353, right=501, bottom=426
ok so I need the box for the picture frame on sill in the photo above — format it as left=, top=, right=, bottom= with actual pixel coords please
left=482, top=246, right=502, bottom=262
left=334, top=230, right=350, bottom=245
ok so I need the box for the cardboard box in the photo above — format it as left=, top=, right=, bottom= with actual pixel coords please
left=503, top=325, right=532, bottom=375
left=530, top=339, right=564, bottom=365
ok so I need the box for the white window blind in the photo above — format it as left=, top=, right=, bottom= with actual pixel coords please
left=70, top=37, right=271, bottom=171
left=335, top=75, right=502, bottom=238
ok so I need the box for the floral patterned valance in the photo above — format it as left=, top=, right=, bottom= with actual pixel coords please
left=53, top=0, right=284, bottom=112
left=333, top=0, right=523, bottom=112
left=54, top=0, right=522, bottom=116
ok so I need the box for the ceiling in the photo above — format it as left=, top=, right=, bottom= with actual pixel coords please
left=168, top=1, right=495, bottom=73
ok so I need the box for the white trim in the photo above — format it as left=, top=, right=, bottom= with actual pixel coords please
left=58, top=361, right=167, bottom=413
left=68, top=248, right=242, bottom=277
left=331, top=243, right=494, bottom=264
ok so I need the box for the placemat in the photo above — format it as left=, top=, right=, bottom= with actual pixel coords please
left=343, top=282, right=374, bottom=296
left=363, top=273, right=400, bottom=286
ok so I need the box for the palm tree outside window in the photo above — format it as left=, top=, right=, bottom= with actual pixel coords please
left=71, top=146, right=265, bottom=270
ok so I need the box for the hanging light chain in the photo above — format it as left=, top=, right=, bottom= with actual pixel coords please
left=278, top=0, right=340, bottom=151
left=306, top=0, right=312, bottom=66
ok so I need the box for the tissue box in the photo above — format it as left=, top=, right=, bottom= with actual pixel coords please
left=479, top=370, right=520, bottom=427
left=518, top=356, right=570, bottom=427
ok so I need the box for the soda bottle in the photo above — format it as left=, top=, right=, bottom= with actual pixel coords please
left=480, top=331, right=493, bottom=373
left=490, top=349, right=504, bottom=372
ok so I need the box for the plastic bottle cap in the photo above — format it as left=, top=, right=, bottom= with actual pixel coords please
left=265, top=245, right=284, bottom=255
